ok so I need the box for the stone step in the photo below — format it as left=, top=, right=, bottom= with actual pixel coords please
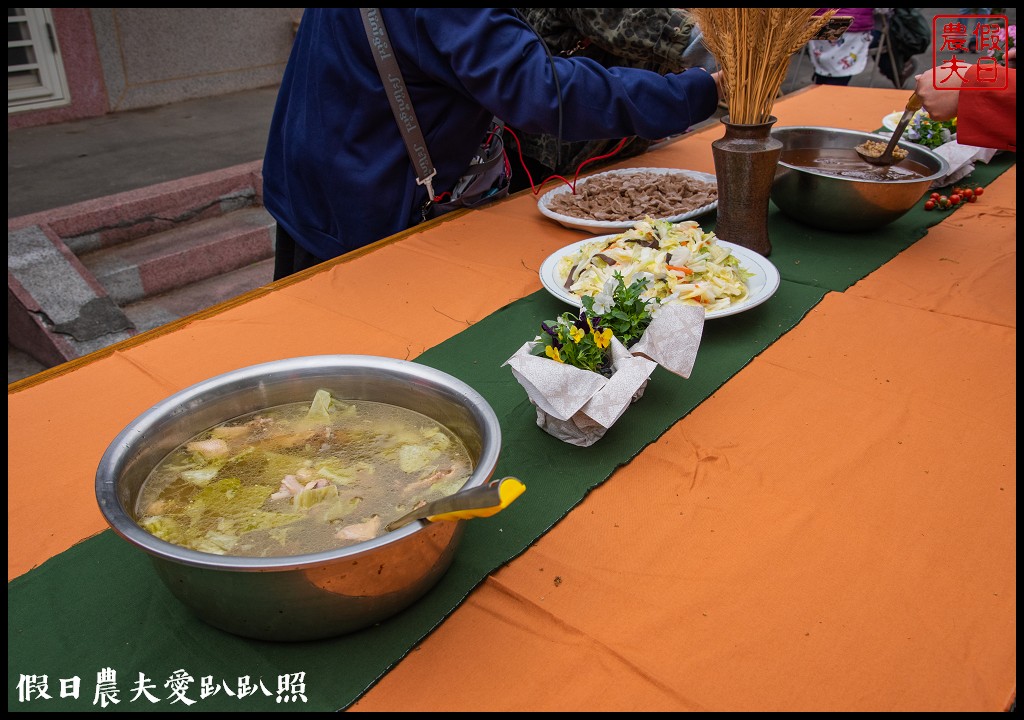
left=124, top=257, right=276, bottom=334
left=78, top=206, right=276, bottom=305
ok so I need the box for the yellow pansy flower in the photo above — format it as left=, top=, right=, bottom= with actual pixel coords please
left=593, top=328, right=613, bottom=349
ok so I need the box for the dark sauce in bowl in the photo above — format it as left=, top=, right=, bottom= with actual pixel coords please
left=780, top=148, right=933, bottom=181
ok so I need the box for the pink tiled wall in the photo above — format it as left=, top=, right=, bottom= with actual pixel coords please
left=8, top=8, right=109, bottom=131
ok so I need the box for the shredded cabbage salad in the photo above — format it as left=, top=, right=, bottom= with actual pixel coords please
left=556, top=218, right=754, bottom=313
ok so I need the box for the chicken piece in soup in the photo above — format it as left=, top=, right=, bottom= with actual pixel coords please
left=136, top=390, right=473, bottom=557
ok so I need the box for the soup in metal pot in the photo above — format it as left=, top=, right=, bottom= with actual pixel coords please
left=135, top=390, right=473, bottom=557
left=780, top=147, right=933, bottom=181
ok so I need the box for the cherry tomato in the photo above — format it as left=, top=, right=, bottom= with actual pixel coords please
left=924, top=200, right=935, bottom=210
left=968, top=195, right=978, bottom=203
left=950, top=194, right=961, bottom=205
left=974, top=186, right=985, bottom=196
left=930, top=192, right=941, bottom=200
left=961, top=188, right=974, bottom=200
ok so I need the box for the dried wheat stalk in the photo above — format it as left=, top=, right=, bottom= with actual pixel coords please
left=691, top=8, right=836, bottom=124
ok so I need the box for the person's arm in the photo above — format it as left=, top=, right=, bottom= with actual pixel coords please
left=915, top=63, right=1016, bottom=151
left=913, top=68, right=962, bottom=121
left=956, top=64, right=1016, bottom=152
left=413, top=9, right=719, bottom=142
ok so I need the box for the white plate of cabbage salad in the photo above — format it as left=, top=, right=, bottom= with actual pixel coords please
left=539, top=217, right=780, bottom=320
left=882, top=109, right=929, bottom=132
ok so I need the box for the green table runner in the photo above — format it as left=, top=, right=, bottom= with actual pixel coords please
left=8, top=154, right=1014, bottom=712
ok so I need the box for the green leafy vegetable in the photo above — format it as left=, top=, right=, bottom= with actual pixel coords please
left=582, top=272, right=657, bottom=347
left=319, top=496, right=363, bottom=523
left=292, top=483, right=339, bottom=510
left=398, top=443, right=442, bottom=473
left=140, top=515, right=185, bottom=544
left=180, top=465, right=221, bottom=487
left=906, top=113, right=957, bottom=149
left=306, top=388, right=333, bottom=422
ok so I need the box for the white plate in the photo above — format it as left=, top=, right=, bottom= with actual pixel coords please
left=882, top=109, right=929, bottom=131
left=538, top=235, right=781, bottom=320
left=881, top=111, right=902, bottom=131
left=537, top=167, right=718, bottom=234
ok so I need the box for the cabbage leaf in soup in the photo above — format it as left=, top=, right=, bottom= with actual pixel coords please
left=136, top=390, right=473, bottom=557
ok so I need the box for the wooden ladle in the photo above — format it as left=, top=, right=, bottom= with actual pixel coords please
left=856, top=92, right=923, bottom=166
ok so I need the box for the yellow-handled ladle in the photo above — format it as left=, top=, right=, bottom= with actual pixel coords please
left=385, top=476, right=525, bottom=532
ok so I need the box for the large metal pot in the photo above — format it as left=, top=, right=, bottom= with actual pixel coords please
left=770, top=126, right=949, bottom=232
left=95, top=355, right=502, bottom=642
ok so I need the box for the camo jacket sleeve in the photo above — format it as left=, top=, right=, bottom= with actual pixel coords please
left=518, top=7, right=694, bottom=74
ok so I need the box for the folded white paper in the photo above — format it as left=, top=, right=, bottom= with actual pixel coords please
left=628, top=303, right=705, bottom=378
left=930, top=139, right=1000, bottom=188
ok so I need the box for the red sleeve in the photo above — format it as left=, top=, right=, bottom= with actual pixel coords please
left=956, top=64, right=1016, bottom=152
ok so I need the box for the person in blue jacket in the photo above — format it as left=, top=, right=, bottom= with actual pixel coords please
left=264, top=8, right=722, bottom=279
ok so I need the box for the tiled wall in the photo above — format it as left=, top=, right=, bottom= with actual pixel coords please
left=9, top=7, right=302, bottom=130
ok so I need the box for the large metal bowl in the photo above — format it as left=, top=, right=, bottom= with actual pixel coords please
left=770, top=126, right=949, bottom=232
left=95, top=355, right=502, bottom=642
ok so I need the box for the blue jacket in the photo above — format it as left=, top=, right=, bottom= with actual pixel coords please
left=262, top=8, right=718, bottom=261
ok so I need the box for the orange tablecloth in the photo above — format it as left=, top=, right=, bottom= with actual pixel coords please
left=8, top=86, right=1016, bottom=711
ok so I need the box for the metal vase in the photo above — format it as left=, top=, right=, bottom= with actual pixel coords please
left=711, top=116, right=782, bottom=256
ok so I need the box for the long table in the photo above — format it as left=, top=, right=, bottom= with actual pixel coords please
left=8, top=85, right=1016, bottom=712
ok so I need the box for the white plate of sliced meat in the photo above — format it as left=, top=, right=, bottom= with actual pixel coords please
left=537, top=167, right=718, bottom=234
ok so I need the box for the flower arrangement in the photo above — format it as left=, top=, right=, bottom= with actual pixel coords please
left=505, top=324, right=655, bottom=447
left=537, top=310, right=615, bottom=376
left=535, top=273, right=660, bottom=377
left=504, top=267, right=704, bottom=446
left=906, top=111, right=957, bottom=149
left=988, top=24, right=1015, bottom=64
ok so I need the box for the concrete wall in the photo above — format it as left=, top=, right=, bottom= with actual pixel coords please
left=92, top=8, right=302, bottom=112
left=9, top=7, right=302, bottom=130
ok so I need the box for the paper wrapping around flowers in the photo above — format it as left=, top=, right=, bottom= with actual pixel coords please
left=930, top=140, right=1000, bottom=188
left=503, top=337, right=656, bottom=447
left=627, top=303, right=706, bottom=378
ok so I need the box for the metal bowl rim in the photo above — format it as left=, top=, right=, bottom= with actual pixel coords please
left=771, top=125, right=949, bottom=185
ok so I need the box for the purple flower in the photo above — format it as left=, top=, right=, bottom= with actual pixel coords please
left=540, top=321, right=561, bottom=347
